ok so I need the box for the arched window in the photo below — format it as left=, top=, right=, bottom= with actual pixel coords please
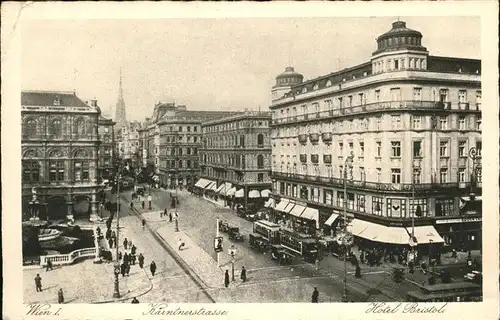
left=74, top=160, right=90, bottom=181
left=75, top=119, right=87, bottom=135
left=257, top=154, right=264, bottom=169
left=49, top=119, right=62, bottom=138
left=24, top=119, right=37, bottom=138
left=22, top=160, right=40, bottom=183
left=257, top=133, right=264, bottom=147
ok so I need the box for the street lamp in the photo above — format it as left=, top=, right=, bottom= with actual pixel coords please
left=410, top=159, right=422, bottom=258
left=341, top=151, right=354, bottom=302
left=229, top=244, right=236, bottom=281
left=113, top=172, right=121, bottom=298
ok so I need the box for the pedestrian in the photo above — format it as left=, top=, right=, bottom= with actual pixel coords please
left=164, top=208, right=167, bottom=218
left=130, top=202, right=134, bottom=210
left=129, top=240, right=133, bottom=249
left=121, top=263, right=126, bottom=277
left=178, top=238, right=185, bottom=251
left=123, top=252, right=129, bottom=264
left=106, top=228, right=111, bottom=240
left=355, top=265, right=362, bottom=278
left=123, top=238, right=128, bottom=250
left=311, top=287, right=319, bottom=303
left=169, top=212, right=172, bottom=223
left=126, top=263, right=131, bottom=276
left=111, top=230, right=116, bottom=240
left=96, top=226, right=101, bottom=236
left=150, top=261, right=157, bottom=277
left=224, top=269, right=230, bottom=288
left=240, top=266, right=247, bottom=282
left=46, top=258, right=53, bottom=271
left=142, top=219, right=146, bottom=229
left=138, top=253, right=144, bottom=268
left=118, top=251, right=122, bottom=261
left=57, top=288, right=64, bottom=304
left=112, top=237, right=116, bottom=249
left=108, top=237, right=113, bottom=249
left=131, top=253, right=136, bottom=265
left=34, top=274, right=42, bottom=292
left=142, top=200, right=145, bottom=209
left=131, top=297, right=139, bottom=304
left=131, top=244, right=137, bottom=255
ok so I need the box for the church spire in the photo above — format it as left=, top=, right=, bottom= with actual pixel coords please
left=115, top=68, right=127, bottom=129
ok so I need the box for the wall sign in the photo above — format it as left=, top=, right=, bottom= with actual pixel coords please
left=435, top=217, right=481, bottom=224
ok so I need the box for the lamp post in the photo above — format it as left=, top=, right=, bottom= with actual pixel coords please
left=113, top=172, right=121, bottom=298
left=342, top=151, right=354, bottom=302
left=229, top=244, right=236, bottom=281
left=410, top=159, right=422, bottom=259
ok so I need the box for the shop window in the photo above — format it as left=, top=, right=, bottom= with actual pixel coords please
left=323, top=189, right=333, bottom=205
left=337, top=191, right=344, bottom=208
left=435, top=198, right=454, bottom=217
left=387, top=198, right=406, bottom=218
left=356, top=194, right=365, bottom=212
left=372, top=197, right=383, bottom=215
left=409, top=199, right=427, bottom=217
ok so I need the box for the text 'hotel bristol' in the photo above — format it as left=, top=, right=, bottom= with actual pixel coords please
left=268, top=21, right=481, bottom=252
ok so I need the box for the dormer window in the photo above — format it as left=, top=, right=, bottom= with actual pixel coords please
left=53, top=98, right=61, bottom=106
left=363, top=71, right=368, bottom=77
left=313, top=83, right=319, bottom=90
left=302, top=87, right=307, bottom=94
left=326, top=80, right=332, bottom=87
left=342, top=78, right=346, bottom=82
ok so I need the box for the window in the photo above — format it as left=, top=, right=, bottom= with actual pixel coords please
left=412, top=116, right=421, bottom=129
left=413, top=167, right=421, bottom=184
left=372, top=197, right=383, bottom=215
left=179, top=126, right=183, bottom=132
left=178, top=160, right=183, bottom=168
left=375, top=90, right=380, bottom=102
left=338, top=142, right=343, bottom=155
left=24, top=119, right=37, bottom=137
left=49, top=119, right=62, bottom=137
left=355, top=194, right=366, bottom=212
left=49, top=160, right=65, bottom=182
left=458, top=168, right=466, bottom=182
left=391, top=141, right=401, bottom=157
left=359, top=167, right=366, bottom=181
left=391, top=115, right=401, bottom=129
left=459, top=116, right=466, bottom=130
left=440, top=116, right=448, bottom=129
left=178, top=148, right=183, bottom=156
left=458, top=90, right=467, bottom=103
left=394, top=60, right=399, bottom=70
left=390, top=88, right=401, bottom=101
left=391, top=168, right=401, bottom=184
left=348, top=142, right=354, bottom=152
left=413, top=141, right=422, bottom=158
left=387, top=199, right=406, bottom=218
left=435, top=198, right=454, bottom=217
left=476, top=116, right=482, bottom=131
left=74, top=160, right=89, bottom=181
left=194, top=126, right=198, bottom=132
left=376, top=168, right=381, bottom=182
left=409, top=199, right=427, bottom=217
left=440, top=168, right=448, bottom=183
left=257, top=154, right=264, bottom=169
left=22, top=160, right=40, bottom=182
left=376, top=141, right=382, bottom=158
left=440, top=141, right=449, bottom=157
left=458, top=140, right=467, bottom=157
left=257, top=134, right=264, bottom=146
left=187, top=126, right=191, bottom=132
left=256, top=173, right=264, bottom=182
left=337, top=191, right=344, bottom=207
left=194, top=136, right=198, bottom=143
left=439, top=89, right=448, bottom=102
left=186, top=148, right=191, bottom=155
left=476, top=91, right=482, bottom=105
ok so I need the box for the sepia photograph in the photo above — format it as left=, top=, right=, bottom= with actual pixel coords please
left=2, top=2, right=499, bottom=320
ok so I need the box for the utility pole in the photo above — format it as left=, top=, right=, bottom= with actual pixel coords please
left=113, top=170, right=121, bottom=298
left=216, top=217, right=220, bottom=267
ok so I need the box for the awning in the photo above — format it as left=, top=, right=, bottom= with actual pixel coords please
left=194, top=179, right=204, bottom=188
left=248, top=190, right=261, bottom=199
left=235, top=189, right=244, bottom=198
left=274, top=199, right=290, bottom=212
left=283, top=202, right=295, bottom=213
left=289, top=204, right=306, bottom=217
left=324, top=213, right=340, bottom=226
left=219, top=182, right=233, bottom=196
left=210, top=183, right=219, bottom=192
left=405, top=225, right=445, bottom=244
left=204, top=181, right=215, bottom=190
left=226, top=187, right=236, bottom=197
left=260, top=189, right=271, bottom=198
left=300, top=207, right=320, bottom=228
left=216, top=184, right=225, bottom=193
left=349, top=219, right=409, bottom=244
left=264, top=198, right=276, bottom=208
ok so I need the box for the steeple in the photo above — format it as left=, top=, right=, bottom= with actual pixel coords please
left=115, top=68, right=127, bottom=129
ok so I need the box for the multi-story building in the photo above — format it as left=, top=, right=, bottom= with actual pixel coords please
left=270, top=21, right=482, bottom=250
left=21, top=91, right=102, bottom=222
left=117, top=121, right=142, bottom=165
left=97, top=115, right=115, bottom=180
left=200, top=111, right=273, bottom=207
left=142, top=102, right=239, bottom=188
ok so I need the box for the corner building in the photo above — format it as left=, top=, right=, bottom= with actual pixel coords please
left=21, top=91, right=102, bottom=222
left=270, top=21, right=482, bottom=250
left=199, top=111, right=272, bottom=207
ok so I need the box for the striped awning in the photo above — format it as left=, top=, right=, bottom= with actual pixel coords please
left=289, top=204, right=306, bottom=217
left=195, top=178, right=212, bottom=188
left=210, top=182, right=219, bottom=192
left=274, top=199, right=289, bottom=212
left=300, top=207, right=320, bottom=229
left=219, top=182, right=233, bottom=196
left=204, top=181, right=216, bottom=190
left=216, top=183, right=225, bottom=193
left=283, top=202, right=295, bottom=213
left=324, top=213, right=340, bottom=226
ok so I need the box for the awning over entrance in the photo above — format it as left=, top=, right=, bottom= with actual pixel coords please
left=264, top=198, right=276, bottom=208
left=300, top=207, right=320, bottom=228
left=235, top=189, right=244, bottom=198
left=226, top=187, right=236, bottom=197
left=283, top=202, right=295, bottom=213
left=348, top=219, right=409, bottom=244
left=274, top=199, right=290, bottom=212
left=209, top=182, right=219, bottom=192
left=260, top=189, right=271, bottom=198
left=216, top=183, right=225, bottom=193
left=219, top=182, right=232, bottom=196
left=289, top=204, right=306, bottom=217
left=405, top=225, right=444, bottom=244
left=324, top=213, right=340, bottom=226
left=204, top=181, right=216, bottom=190
left=248, top=190, right=261, bottom=199
left=194, top=178, right=205, bottom=188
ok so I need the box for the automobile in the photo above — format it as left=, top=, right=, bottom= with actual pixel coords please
left=248, top=234, right=269, bottom=253
left=270, top=244, right=293, bottom=265
left=228, top=227, right=244, bottom=242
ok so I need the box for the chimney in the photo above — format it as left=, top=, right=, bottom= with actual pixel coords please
left=90, top=99, right=97, bottom=107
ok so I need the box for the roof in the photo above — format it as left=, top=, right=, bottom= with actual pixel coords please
left=378, top=21, right=422, bottom=40
left=276, top=66, right=303, bottom=79
left=157, top=110, right=242, bottom=123
left=201, top=111, right=270, bottom=127
left=427, top=55, right=481, bottom=75
left=21, top=91, right=90, bottom=108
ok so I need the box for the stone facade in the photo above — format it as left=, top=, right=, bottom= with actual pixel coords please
left=21, top=91, right=101, bottom=222
left=97, top=115, right=115, bottom=180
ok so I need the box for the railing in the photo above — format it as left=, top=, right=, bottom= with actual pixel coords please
left=271, top=100, right=470, bottom=126
left=272, top=171, right=467, bottom=192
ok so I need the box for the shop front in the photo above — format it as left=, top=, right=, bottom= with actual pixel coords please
left=434, top=216, right=482, bottom=251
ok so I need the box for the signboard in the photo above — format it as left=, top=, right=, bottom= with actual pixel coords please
left=214, top=236, right=223, bottom=253
left=228, top=244, right=236, bottom=256
left=435, top=217, right=481, bottom=224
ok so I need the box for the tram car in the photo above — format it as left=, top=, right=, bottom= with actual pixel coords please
left=252, top=220, right=281, bottom=245
left=278, top=229, right=320, bottom=263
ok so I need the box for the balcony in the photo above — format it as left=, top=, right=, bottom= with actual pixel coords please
left=321, top=132, right=332, bottom=143
left=458, top=102, right=470, bottom=110
left=309, top=133, right=320, bottom=144
left=298, top=134, right=308, bottom=144
left=271, top=171, right=463, bottom=193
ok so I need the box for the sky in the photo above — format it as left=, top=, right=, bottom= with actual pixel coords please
left=21, top=16, right=480, bottom=121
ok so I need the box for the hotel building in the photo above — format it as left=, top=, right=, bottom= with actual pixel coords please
left=199, top=111, right=272, bottom=206
left=21, top=91, right=102, bottom=222
left=269, top=21, right=482, bottom=250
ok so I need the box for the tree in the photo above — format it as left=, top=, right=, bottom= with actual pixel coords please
left=22, top=225, right=41, bottom=256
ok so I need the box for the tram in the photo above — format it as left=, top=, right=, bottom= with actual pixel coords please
left=278, top=228, right=320, bottom=263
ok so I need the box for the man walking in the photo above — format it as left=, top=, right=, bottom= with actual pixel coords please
left=169, top=211, right=173, bottom=223
left=46, top=258, right=53, bottom=271
left=131, top=244, right=137, bottom=255
left=240, top=266, right=247, bottom=282
left=108, top=237, right=113, bottom=249
left=57, top=288, right=64, bottom=304
left=142, top=200, right=145, bottom=210
left=311, top=287, right=319, bottom=303
left=131, top=297, right=139, bottom=304
left=178, top=238, right=185, bottom=251
left=138, top=253, right=145, bottom=268
left=34, top=274, right=42, bottom=292
left=224, top=270, right=230, bottom=288
left=150, top=261, right=157, bottom=277
left=123, top=238, right=128, bottom=250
